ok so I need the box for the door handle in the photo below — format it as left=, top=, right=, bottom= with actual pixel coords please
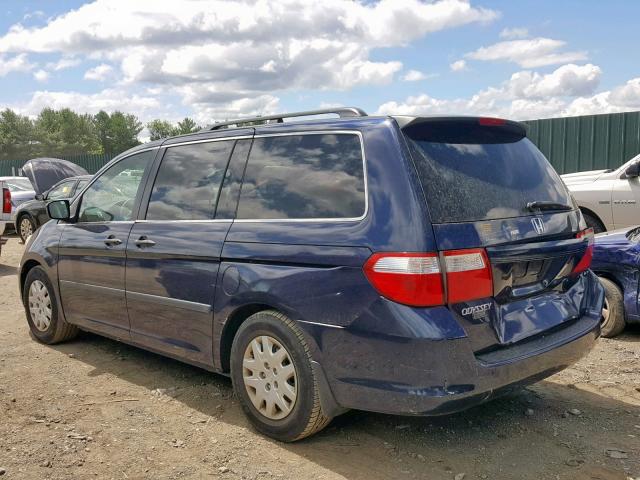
left=104, top=235, right=122, bottom=246
left=135, top=236, right=156, bottom=248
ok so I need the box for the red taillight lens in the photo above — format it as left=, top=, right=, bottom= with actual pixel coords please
left=363, top=248, right=494, bottom=306
left=2, top=188, right=10, bottom=214
left=573, top=228, right=594, bottom=274
left=444, top=249, right=493, bottom=303
left=363, top=253, right=444, bottom=306
left=478, top=117, right=506, bottom=126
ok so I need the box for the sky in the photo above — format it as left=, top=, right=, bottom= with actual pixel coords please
left=0, top=0, right=638, bottom=132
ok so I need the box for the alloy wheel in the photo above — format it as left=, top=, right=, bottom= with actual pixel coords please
left=20, top=218, right=33, bottom=239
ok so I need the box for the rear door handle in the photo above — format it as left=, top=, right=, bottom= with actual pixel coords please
left=104, top=235, right=122, bottom=246
left=135, top=236, right=156, bottom=248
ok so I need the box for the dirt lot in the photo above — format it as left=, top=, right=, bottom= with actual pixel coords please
left=0, top=236, right=638, bottom=480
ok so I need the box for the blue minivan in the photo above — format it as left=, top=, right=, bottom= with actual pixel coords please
left=19, top=108, right=604, bottom=441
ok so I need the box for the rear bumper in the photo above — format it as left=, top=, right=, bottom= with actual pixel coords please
left=304, top=272, right=603, bottom=417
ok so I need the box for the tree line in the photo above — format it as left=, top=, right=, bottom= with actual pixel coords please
left=0, top=108, right=201, bottom=161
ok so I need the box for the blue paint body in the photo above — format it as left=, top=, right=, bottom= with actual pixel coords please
left=592, top=228, right=640, bottom=324
left=19, top=115, right=604, bottom=418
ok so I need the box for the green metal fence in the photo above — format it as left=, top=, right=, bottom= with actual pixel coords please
left=0, top=153, right=116, bottom=177
left=525, top=111, right=640, bottom=174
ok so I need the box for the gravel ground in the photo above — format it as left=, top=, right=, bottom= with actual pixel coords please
left=0, top=236, right=638, bottom=480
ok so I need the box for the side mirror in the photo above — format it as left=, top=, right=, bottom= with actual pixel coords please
left=625, top=161, right=640, bottom=178
left=47, top=199, right=71, bottom=221
left=35, top=193, right=44, bottom=201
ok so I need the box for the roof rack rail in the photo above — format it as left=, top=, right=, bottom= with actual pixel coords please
left=209, top=107, right=367, bottom=130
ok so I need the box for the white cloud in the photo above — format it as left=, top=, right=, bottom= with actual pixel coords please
left=376, top=64, right=635, bottom=120
left=608, top=77, right=640, bottom=109
left=450, top=59, right=467, bottom=71
left=465, top=37, right=587, bottom=68
left=33, top=69, right=49, bottom=82
left=84, top=63, right=113, bottom=81
left=499, top=27, right=528, bottom=39
left=506, top=64, right=601, bottom=99
left=402, top=70, right=431, bottom=81
left=47, top=56, right=81, bottom=71
left=0, top=53, right=32, bottom=76
left=0, top=0, right=498, bottom=116
left=15, top=88, right=161, bottom=118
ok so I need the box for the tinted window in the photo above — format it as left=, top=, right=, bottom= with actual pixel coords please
left=78, top=150, right=152, bottom=223
left=146, top=140, right=234, bottom=221
left=236, top=134, right=365, bottom=219
left=48, top=181, right=75, bottom=200
left=406, top=124, right=572, bottom=223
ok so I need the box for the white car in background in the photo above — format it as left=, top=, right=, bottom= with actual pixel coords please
left=562, top=153, right=640, bottom=233
left=1, top=176, right=36, bottom=255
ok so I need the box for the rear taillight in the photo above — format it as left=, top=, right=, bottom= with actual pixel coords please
left=2, top=188, right=10, bottom=214
left=363, top=253, right=444, bottom=307
left=572, top=228, right=594, bottom=275
left=363, top=248, right=493, bottom=307
left=443, top=249, right=493, bottom=303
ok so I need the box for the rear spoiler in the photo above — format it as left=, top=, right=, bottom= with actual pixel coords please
left=394, top=116, right=528, bottom=144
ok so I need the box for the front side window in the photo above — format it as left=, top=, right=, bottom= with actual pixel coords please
left=48, top=181, right=75, bottom=200
left=78, top=150, right=153, bottom=223
left=146, top=140, right=235, bottom=220
left=236, top=133, right=365, bottom=219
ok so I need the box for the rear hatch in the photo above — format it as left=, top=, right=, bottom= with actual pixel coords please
left=402, top=117, right=595, bottom=353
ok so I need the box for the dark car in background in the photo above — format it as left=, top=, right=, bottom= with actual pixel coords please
left=591, top=227, right=640, bottom=337
left=15, top=158, right=89, bottom=241
left=15, top=175, right=91, bottom=241
left=19, top=108, right=604, bottom=442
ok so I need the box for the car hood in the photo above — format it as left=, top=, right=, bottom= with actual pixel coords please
left=561, top=169, right=609, bottom=186
left=22, top=158, right=88, bottom=195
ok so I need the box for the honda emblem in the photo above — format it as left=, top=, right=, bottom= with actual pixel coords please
left=531, top=217, right=545, bottom=234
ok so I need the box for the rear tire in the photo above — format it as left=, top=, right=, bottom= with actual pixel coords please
left=23, top=266, right=78, bottom=344
left=599, top=277, right=626, bottom=338
left=230, top=310, right=331, bottom=442
left=582, top=211, right=605, bottom=233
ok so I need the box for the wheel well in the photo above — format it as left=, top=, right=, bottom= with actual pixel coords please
left=579, top=207, right=606, bottom=231
left=19, top=259, right=41, bottom=296
left=593, top=272, right=623, bottom=292
left=219, top=303, right=275, bottom=373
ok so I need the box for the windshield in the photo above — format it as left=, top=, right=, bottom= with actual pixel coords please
left=5, top=178, right=33, bottom=191
left=405, top=127, right=573, bottom=224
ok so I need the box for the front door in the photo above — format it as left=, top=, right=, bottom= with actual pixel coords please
left=612, top=174, right=640, bottom=229
left=57, top=149, right=156, bottom=339
left=125, top=137, right=251, bottom=366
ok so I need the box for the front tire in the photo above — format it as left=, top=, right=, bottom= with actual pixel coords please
left=599, top=277, right=626, bottom=338
left=18, top=215, right=36, bottom=242
left=23, top=266, right=78, bottom=344
left=230, top=310, right=331, bottom=442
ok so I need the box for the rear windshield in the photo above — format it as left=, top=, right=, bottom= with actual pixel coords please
left=405, top=123, right=572, bottom=224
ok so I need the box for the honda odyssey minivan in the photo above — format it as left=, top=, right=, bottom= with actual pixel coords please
left=19, top=108, right=604, bottom=442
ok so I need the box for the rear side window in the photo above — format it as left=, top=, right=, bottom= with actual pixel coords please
left=236, top=133, right=365, bottom=220
left=146, top=140, right=234, bottom=220
left=405, top=122, right=572, bottom=223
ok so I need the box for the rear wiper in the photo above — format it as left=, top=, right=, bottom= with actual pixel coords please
left=526, top=201, right=573, bottom=212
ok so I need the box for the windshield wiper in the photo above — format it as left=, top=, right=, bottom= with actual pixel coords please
left=526, top=201, right=573, bottom=212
